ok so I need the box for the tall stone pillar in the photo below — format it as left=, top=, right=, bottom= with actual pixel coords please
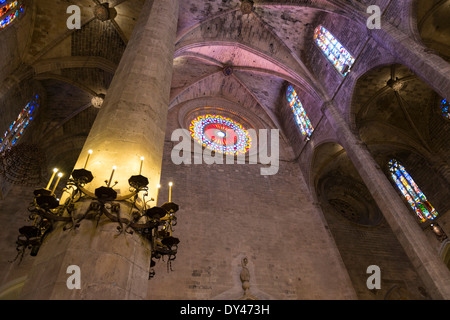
left=19, top=0, right=179, bottom=299
left=371, top=22, right=450, bottom=99
left=75, top=0, right=178, bottom=200
left=322, top=101, right=450, bottom=300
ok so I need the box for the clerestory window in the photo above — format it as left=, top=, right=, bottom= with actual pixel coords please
left=314, top=25, right=355, bottom=76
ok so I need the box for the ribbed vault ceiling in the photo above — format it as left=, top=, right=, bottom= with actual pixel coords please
left=0, top=0, right=447, bottom=172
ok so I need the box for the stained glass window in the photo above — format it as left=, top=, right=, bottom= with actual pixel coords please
left=441, top=99, right=450, bottom=120
left=388, top=159, right=438, bottom=222
left=0, top=95, right=39, bottom=152
left=0, top=1, right=24, bottom=30
left=189, top=115, right=252, bottom=155
left=314, top=25, right=355, bottom=76
left=0, top=1, right=16, bottom=15
left=286, top=85, right=314, bottom=137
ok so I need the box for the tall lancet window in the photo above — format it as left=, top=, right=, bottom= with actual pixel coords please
left=286, top=85, right=314, bottom=138
left=388, top=159, right=438, bottom=222
left=0, top=95, right=39, bottom=152
left=314, top=25, right=355, bottom=76
left=441, top=99, right=449, bottom=120
left=0, top=1, right=24, bottom=30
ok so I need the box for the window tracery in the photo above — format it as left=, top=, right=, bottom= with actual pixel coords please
left=286, top=85, right=314, bottom=138
left=0, top=1, right=24, bottom=30
left=189, top=115, right=252, bottom=155
left=388, top=159, right=438, bottom=222
left=314, top=25, right=355, bottom=76
left=0, top=95, right=39, bottom=152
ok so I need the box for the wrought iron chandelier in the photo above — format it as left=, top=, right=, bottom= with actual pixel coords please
left=12, top=150, right=180, bottom=279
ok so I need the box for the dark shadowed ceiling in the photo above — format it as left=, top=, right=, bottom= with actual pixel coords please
left=0, top=0, right=447, bottom=176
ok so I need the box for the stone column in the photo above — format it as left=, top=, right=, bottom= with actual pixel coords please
left=371, top=22, right=450, bottom=99
left=74, top=0, right=178, bottom=200
left=322, top=101, right=450, bottom=300
left=19, top=0, right=179, bottom=299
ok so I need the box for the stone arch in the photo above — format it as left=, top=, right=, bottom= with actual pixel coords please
left=349, top=63, right=450, bottom=220
left=414, top=0, right=450, bottom=61
left=439, top=240, right=450, bottom=270
left=309, top=141, right=427, bottom=300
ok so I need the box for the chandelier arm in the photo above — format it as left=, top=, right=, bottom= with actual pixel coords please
left=129, top=220, right=158, bottom=230
left=100, top=204, right=131, bottom=226
left=38, top=208, right=72, bottom=222
left=77, top=184, right=139, bottom=201
left=100, top=204, right=158, bottom=230
left=116, top=191, right=140, bottom=201
left=77, top=185, right=96, bottom=198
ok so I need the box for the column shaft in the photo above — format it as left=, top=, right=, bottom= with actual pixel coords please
left=19, top=0, right=179, bottom=300
left=76, top=0, right=178, bottom=199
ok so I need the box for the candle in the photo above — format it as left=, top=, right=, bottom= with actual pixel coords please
left=156, top=184, right=161, bottom=205
left=169, top=182, right=173, bottom=202
left=51, top=172, right=63, bottom=195
left=108, top=166, right=117, bottom=187
left=84, top=149, right=93, bottom=169
left=139, top=156, right=144, bottom=175
left=46, top=168, right=58, bottom=190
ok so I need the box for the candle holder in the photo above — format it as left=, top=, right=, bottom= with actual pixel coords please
left=11, top=164, right=181, bottom=279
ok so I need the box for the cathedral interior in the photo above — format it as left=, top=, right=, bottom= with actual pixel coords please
left=0, top=0, right=449, bottom=300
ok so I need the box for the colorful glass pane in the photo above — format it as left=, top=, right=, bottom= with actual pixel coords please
left=0, top=1, right=17, bottom=17
left=0, top=95, right=39, bottom=152
left=388, top=159, right=438, bottom=222
left=189, top=115, right=252, bottom=155
left=441, top=99, right=450, bottom=120
left=0, top=1, right=23, bottom=30
left=286, top=85, right=314, bottom=137
left=314, top=25, right=355, bottom=76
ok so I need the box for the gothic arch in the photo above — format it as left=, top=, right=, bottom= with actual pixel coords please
left=440, top=240, right=450, bottom=269
left=415, top=0, right=450, bottom=61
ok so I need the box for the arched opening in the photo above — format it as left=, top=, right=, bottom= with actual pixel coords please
left=311, top=141, right=429, bottom=300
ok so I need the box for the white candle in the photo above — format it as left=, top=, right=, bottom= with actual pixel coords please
left=84, top=149, right=93, bottom=169
left=169, top=182, right=173, bottom=202
left=156, top=184, right=161, bottom=205
left=108, top=166, right=117, bottom=187
left=139, top=156, right=144, bottom=175
left=51, top=172, right=63, bottom=195
left=46, top=168, right=58, bottom=190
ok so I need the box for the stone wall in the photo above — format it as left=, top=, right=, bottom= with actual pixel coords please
left=0, top=184, right=38, bottom=297
left=146, top=109, right=357, bottom=300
